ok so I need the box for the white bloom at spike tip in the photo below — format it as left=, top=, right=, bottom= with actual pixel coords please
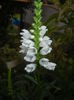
left=25, top=64, right=36, bottom=73
left=27, top=47, right=37, bottom=56
left=40, top=46, right=52, bottom=55
left=24, top=55, right=36, bottom=62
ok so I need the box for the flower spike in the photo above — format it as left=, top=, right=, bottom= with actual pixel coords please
left=19, top=0, right=56, bottom=73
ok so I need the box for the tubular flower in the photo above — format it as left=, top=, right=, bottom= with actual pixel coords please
left=40, top=46, right=52, bottom=55
left=39, top=58, right=56, bottom=70
left=20, top=39, right=34, bottom=47
left=19, top=46, right=28, bottom=54
left=27, top=47, right=37, bottom=56
left=20, top=30, right=31, bottom=39
left=39, top=36, right=52, bottom=47
left=25, top=64, right=36, bottom=73
left=39, top=26, right=48, bottom=37
left=24, top=55, right=36, bottom=62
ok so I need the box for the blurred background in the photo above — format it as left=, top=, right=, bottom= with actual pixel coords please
left=0, top=0, right=74, bottom=100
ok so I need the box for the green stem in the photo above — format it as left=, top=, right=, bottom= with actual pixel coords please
left=34, top=62, right=42, bottom=85
left=70, top=28, right=72, bottom=39
left=8, top=68, right=13, bottom=97
left=33, top=0, right=42, bottom=84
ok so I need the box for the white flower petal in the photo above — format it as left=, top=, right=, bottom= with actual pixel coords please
left=39, top=58, right=49, bottom=67
left=21, top=39, right=34, bottom=47
left=39, top=29, right=48, bottom=37
left=22, top=34, right=31, bottom=39
left=39, top=58, right=56, bottom=71
left=20, top=32, right=24, bottom=35
left=19, top=50, right=25, bottom=53
left=27, top=47, right=37, bottom=56
left=39, top=36, right=52, bottom=47
left=19, top=45, right=28, bottom=54
left=40, top=46, right=52, bottom=55
left=25, top=64, right=36, bottom=73
left=39, top=26, right=47, bottom=30
left=20, top=29, right=34, bottom=39
left=43, top=36, right=50, bottom=41
left=39, top=26, right=48, bottom=37
left=39, top=40, right=52, bottom=47
left=24, top=55, right=36, bottom=62
left=46, top=62, right=56, bottom=70
left=20, top=30, right=31, bottom=39
left=22, top=29, right=30, bottom=33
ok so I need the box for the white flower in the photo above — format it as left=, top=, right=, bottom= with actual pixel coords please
left=20, top=29, right=34, bottom=39
left=39, top=30, right=47, bottom=37
left=21, top=39, right=34, bottom=47
left=25, top=64, right=36, bottom=73
left=39, top=26, right=48, bottom=37
left=43, top=36, right=50, bottom=41
left=19, top=50, right=26, bottom=54
left=27, top=47, right=37, bottom=56
left=39, top=58, right=56, bottom=70
left=19, top=45, right=28, bottom=54
left=46, top=62, right=56, bottom=70
left=20, top=29, right=31, bottom=38
left=20, top=31, right=30, bottom=37
left=39, top=58, right=49, bottom=67
left=40, top=46, right=52, bottom=55
left=40, top=26, right=47, bottom=30
left=24, top=55, right=36, bottom=62
left=39, top=36, right=52, bottom=47
left=22, top=29, right=30, bottom=33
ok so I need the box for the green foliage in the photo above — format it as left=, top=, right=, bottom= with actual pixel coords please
left=0, top=23, right=20, bottom=61
left=44, top=0, right=74, bottom=99
left=8, top=68, right=13, bottom=96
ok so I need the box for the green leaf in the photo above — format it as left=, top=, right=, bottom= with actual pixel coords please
left=25, top=74, right=38, bottom=85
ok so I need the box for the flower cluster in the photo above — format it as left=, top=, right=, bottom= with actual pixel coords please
left=20, top=0, right=56, bottom=73
left=20, top=25, right=56, bottom=73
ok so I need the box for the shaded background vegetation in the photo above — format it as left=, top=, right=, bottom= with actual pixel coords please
left=0, top=0, right=74, bottom=100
